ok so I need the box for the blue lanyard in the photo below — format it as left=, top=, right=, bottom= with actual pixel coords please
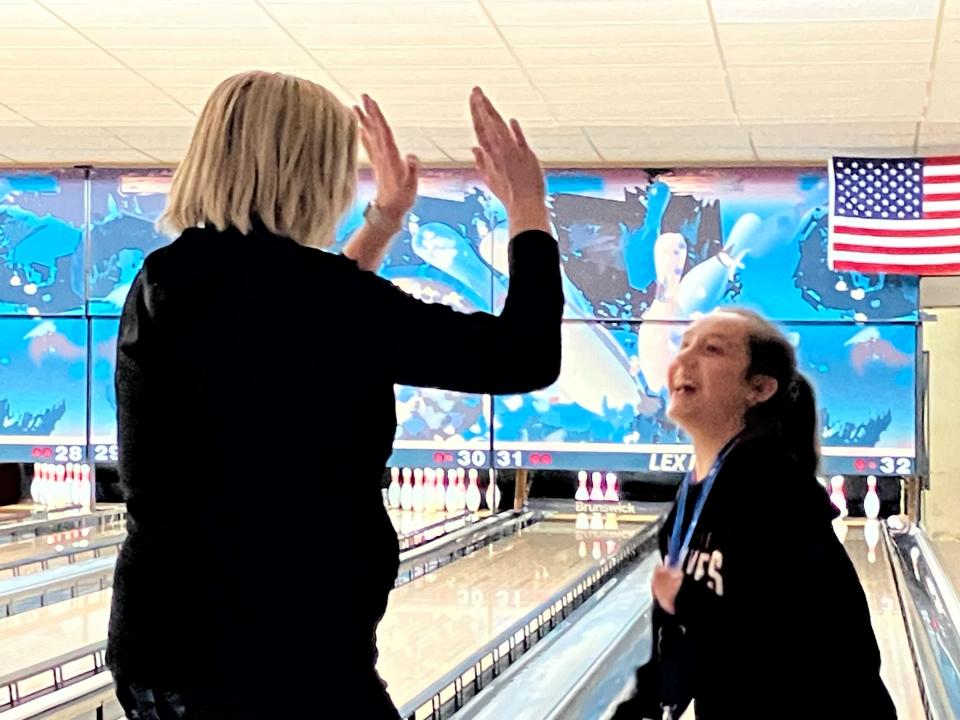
left=666, top=439, right=738, bottom=568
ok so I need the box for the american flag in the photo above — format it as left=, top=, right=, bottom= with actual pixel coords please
left=829, top=155, right=960, bottom=276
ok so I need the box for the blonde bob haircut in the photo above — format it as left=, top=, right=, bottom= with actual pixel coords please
left=160, top=71, right=358, bottom=248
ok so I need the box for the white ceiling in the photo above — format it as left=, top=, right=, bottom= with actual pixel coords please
left=0, top=0, right=959, bottom=166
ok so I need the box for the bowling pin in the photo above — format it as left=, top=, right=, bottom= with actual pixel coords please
left=832, top=517, right=848, bottom=545
left=575, top=512, right=589, bottom=530
left=400, top=467, right=413, bottom=511
left=578, top=541, right=587, bottom=559
left=387, top=467, right=401, bottom=508
left=411, top=468, right=425, bottom=512
left=590, top=471, right=604, bottom=502
left=67, top=464, right=79, bottom=506
left=606, top=540, right=617, bottom=556
left=604, top=513, right=618, bottom=531
left=603, top=472, right=619, bottom=502
left=864, top=475, right=881, bottom=520
left=56, top=464, right=67, bottom=508
left=829, top=475, right=848, bottom=517
left=434, top=468, right=447, bottom=511
left=864, top=518, right=881, bottom=564
left=79, top=464, right=92, bottom=509
left=465, top=469, right=482, bottom=512
left=592, top=541, right=602, bottom=561
left=575, top=471, right=589, bottom=501
left=485, top=470, right=501, bottom=511
left=590, top=512, right=603, bottom=530
left=445, top=469, right=459, bottom=512
left=30, top=463, right=40, bottom=505
left=456, top=468, right=467, bottom=510
left=424, top=468, right=437, bottom=513
left=37, top=464, right=48, bottom=506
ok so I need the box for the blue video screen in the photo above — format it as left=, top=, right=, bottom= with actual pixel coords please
left=0, top=170, right=86, bottom=316
left=333, top=172, right=495, bottom=469
left=492, top=320, right=916, bottom=476
left=89, top=318, right=119, bottom=463
left=486, top=169, right=918, bottom=324
left=87, top=169, right=173, bottom=316
left=0, top=317, right=88, bottom=462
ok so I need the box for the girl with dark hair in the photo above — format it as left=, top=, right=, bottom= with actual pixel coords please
left=614, top=309, right=896, bottom=719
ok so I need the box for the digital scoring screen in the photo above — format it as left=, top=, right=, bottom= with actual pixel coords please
left=492, top=320, right=916, bottom=476
left=0, top=170, right=86, bottom=316
left=0, top=317, right=87, bottom=462
left=87, top=169, right=173, bottom=316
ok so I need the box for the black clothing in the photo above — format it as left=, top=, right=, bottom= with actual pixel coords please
left=614, top=433, right=897, bottom=719
left=106, top=224, right=562, bottom=718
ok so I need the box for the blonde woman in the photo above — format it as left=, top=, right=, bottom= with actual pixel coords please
left=106, top=72, right=562, bottom=719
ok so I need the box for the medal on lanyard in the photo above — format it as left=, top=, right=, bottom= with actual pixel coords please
left=666, top=439, right=738, bottom=568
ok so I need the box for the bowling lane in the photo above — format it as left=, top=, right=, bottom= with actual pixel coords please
left=388, top=508, right=477, bottom=538
left=0, top=589, right=110, bottom=706
left=843, top=521, right=925, bottom=719
left=377, top=517, right=648, bottom=712
left=0, top=522, right=125, bottom=578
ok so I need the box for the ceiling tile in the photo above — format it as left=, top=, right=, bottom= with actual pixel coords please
left=79, top=26, right=294, bottom=48
left=41, top=1, right=268, bottom=26
left=1, top=85, right=174, bottom=104
left=0, top=27, right=93, bottom=47
left=138, top=66, right=343, bottom=90
left=262, top=1, right=486, bottom=25
left=598, top=146, right=756, bottom=163
left=514, top=44, right=721, bottom=65
left=537, top=83, right=729, bottom=104
left=749, top=122, right=916, bottom=145
left=728, top=62, right=928, bottom=83
left=2, top=1, right=71, bottom=27
left=0, top=126, right=127, bottom=149
left=927, top=85, right=960, bottom=120
left=328, top=66, right=529, bottom=86
left=717, top=19, right=935, bottom=43
left=497, top=23, right=714, bottom=46
left=311, top=46, right=515, bottom=67
left=350, top=84, right=536, bottom=104
left=108, top=47, right=313, bottom=68
left=753, top=145, right=914, bottom=162
left=932, top=62, right=960, bottom=84
left=374, top=99, right=555, bottom=123
left=296, top=24, right=502, bottom=47
left=10, top=101, right=195, bottom=124
left=106, top=126, right=195, bottom=150
left=918, top=121, right=960, bottom=139
left=936, top=22, right=960, bottom=62
left=0, top=105, right=34, bottom=127
left=724, top=41, right=930, bottom=64
left=484, top=1, right=709, bottom=24
left=585, top=126, right=748, bottom=144
left=917, top=139, right=960, bottom=155
left=732, top=80, right=926, bottom=105
left=0, top=48, right=122, bottom=67
left=3, top=147, right=158, bottom=163
left=0, top=67, right=147, bottom=86
left=553, top=99, right=735, bottom=122
left=710, top=0, right=939, bottom=23
left=738, top=95, right=922, bottom=120
left=527, top=64, right=726, bottom=84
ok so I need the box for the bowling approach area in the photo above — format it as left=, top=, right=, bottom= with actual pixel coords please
left=0, top=463, right=955, bottom=719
